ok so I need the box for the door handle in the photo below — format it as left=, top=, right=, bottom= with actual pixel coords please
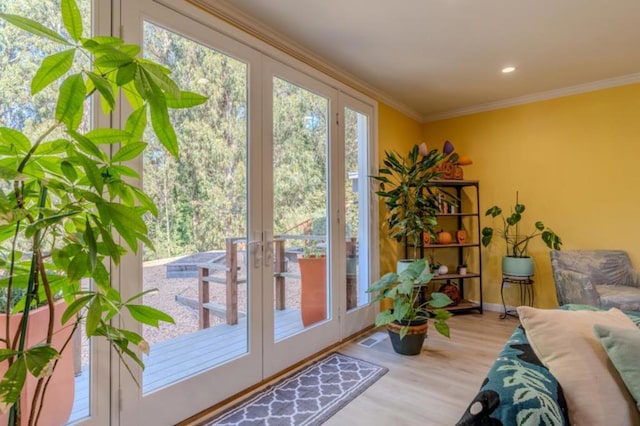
left=263, top=230, right=274, bottom=268
left=246, top=234, right=263, bottom=268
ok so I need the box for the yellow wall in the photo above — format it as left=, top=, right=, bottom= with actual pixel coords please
left=423, top=83, right=640, bottom=308
left=377, top=103, right=424, bottom=275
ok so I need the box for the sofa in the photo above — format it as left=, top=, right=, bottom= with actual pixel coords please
left=457, top=305, right=640, bottom=425
left=551, top=250, right=640, bottom=312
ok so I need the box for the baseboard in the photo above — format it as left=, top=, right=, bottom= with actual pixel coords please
left=465, top=300, right=514, bottom=314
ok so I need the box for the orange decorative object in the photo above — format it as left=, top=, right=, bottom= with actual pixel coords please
left=434, top=160, right=464, bottom=179
left=457, top=155, right=473, bottom=166
left=0, top=300, right=75, bottom=426
left=438, top=282, right=460, bottom=306
left=298, top=255, right=327, bottom=327
left=423, top=233, right=431, bottom=246
left=456, top=230, right=467, bottom=244
left=438, top=230, right=453, bottom=244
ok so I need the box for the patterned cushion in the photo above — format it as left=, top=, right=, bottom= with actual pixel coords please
left=517, top=307, right=640, bottom=425
left=457, top=306, right=640, bottom=426
left=456, top=326, right=569, bottom=425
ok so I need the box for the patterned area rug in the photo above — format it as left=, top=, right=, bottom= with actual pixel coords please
left=204, top=353, right=388, bottom=425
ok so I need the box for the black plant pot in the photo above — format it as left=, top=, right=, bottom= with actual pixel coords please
left=386, top=318, right=428, bottom=356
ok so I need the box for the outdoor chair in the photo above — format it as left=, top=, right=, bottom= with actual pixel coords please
left=550, top=250, right=640, bottom=312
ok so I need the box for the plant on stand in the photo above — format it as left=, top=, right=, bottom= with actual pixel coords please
left=481, top=192, right=562, bottom=276
left=367, top=259, right=452, bottom=355
left=0, top=1, right=207, bottom=424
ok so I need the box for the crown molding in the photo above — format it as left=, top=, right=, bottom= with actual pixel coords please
left=425, top=72, right=640, bottom=122
left=187, top=0, right=424, bottom=122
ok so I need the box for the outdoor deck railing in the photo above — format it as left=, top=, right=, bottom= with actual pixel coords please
left=198, top=234, right=353, bottom=328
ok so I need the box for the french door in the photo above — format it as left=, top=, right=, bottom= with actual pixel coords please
left=78, top=0, right=377, bottom=424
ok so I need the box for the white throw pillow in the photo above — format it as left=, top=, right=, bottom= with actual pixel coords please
left=517, top=306, right=640, bottom=425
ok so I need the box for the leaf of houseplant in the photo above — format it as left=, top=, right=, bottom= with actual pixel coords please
left=31, top=49, right=75, bottom=95
left=56, top=73, right=86, bottom=129
left=0, top=357, right=26, bottom=412
left=374, top=310, right=396, bottom=327
left=61, top=294, right=94, bottom=324
left=94, top=50, right=134, bottom=69
left=111, top=142, right=147, bottom=163
left=137, top=61, right=180, bottom=98
left=126, top=304, right=175, bottom=327
left=86, top=72, right=116, bottom=112
left=429, top=292, right=454, bottom=309
left=148, top=96, right=178, bottom=157
left=0, top=127, right=31, bottom=153
left=60, top=160, right=78, bottom=182
left=24, top=345, right=59, bottom=378
left=84, top=128, right=131, bottom=145
left=124, top=107, right=147, bottom=141
left=85, top=296, right=102, bottom=335
left=165, top=91, right=208, bottom=109
left=61, top=0, right=83, bottom=41
left=84, top=217, right=98, bottom=272
left=0, top=14, right=71, bottom=45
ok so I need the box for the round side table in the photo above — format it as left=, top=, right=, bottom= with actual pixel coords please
left=500, top=274, right=534, bottom=319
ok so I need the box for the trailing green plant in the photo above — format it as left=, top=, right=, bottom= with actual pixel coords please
left=481, top=193, right=562, bottom=257
left=370, top=145, right=445, bottom=258
left=367, top=259, right=452, bottom=339
left=0, top=1, right=207, bottom=424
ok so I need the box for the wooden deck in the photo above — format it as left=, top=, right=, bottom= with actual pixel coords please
left=70, top=308, right=304, bottom=422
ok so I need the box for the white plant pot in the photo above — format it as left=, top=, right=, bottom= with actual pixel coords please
left=502, top=256, right=534, bottom=277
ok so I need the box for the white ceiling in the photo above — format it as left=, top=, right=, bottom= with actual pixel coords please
left=219, top=0, right=640, bottom=121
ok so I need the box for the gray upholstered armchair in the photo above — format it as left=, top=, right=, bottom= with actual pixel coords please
left=550, top=250, right=640, bottom=312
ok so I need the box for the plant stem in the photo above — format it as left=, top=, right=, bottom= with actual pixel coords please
left=8, top=186, right=48, bottom=426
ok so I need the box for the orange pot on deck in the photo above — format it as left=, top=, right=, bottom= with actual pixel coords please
left=0, top=300, right=75, bottom=426
left=298, top=256, right=327, bottom=327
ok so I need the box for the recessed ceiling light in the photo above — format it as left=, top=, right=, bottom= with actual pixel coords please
left=502, top=66, right=516, bottom=74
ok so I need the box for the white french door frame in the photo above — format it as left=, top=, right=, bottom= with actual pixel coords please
left=92, top=1, right=380, bottom=424
left=337, top=93, right=379, bottom=339
left=116, top=1, right=264, bottom=425
left=261, top=58, right=341, bottom=377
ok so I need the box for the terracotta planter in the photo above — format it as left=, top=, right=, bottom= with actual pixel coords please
left=0, top=300, right=75, bottom=426
left=298, top=256, right=327, bottom=326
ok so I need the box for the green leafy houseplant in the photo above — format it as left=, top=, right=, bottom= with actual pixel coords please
left=370, top=145, right=444, bottom=259
left=481, top=193, right=562, bottom=257
left=0, top=1, right=207, bottom=424
left=367, top=259, right=452, bottom=340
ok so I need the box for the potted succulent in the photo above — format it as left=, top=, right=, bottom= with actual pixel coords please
left=481, top=193, right=562, bottom=276
left=367, top=259, right=452, bottom=355
left=370, top=144, right=444, bottom=269
left=0, top=3, right=207, bottom=425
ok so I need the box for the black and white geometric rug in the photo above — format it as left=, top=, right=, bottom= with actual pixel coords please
left=203, top=353, right=388, bottom=425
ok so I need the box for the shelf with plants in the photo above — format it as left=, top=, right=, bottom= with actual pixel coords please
left=423, top=242, right=479, bottom=249
left=419, top=180, right=483, bottom=314
left=431, top=272, right=481, bottom=280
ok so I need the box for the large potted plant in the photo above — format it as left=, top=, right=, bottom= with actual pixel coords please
left=367, top=259, right=452, bottom=355
left=370, top=145, right=445, bottom=270
left=481, top=193, right=562, bottom=276
left=0, top=2, right=207, bottom=424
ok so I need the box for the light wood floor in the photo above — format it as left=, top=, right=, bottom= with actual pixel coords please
left=188, top=312, right=519, bottom=425
left=324, top=312, right=519, bottom=425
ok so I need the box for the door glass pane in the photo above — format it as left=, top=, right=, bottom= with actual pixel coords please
left=344, top=107, right=370, bottom=310
left=141, top=22, right=248, bottom=394
left=0, top=0, right=93, bottom=423
left=272, top=77, right=329, bottom=340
